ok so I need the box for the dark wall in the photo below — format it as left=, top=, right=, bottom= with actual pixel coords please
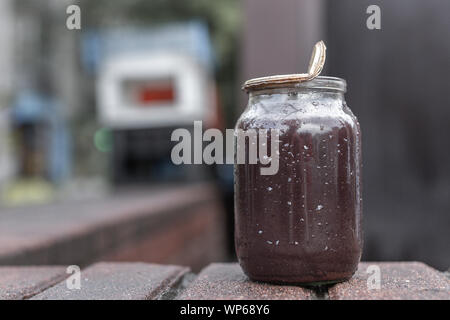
left=240, top=0, right=325, bottom=105
left=326, top=0, right=450, bottom=270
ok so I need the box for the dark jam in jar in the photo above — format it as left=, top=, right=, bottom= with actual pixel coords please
left=234, top=76, right=362, bottom=284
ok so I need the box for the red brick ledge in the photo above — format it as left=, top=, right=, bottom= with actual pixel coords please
left=0, top=183, right=224, bottom=268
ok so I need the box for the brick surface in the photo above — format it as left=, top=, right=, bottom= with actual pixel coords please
left=3, top=262, right=447, bottom=300
left=179, top=263, right=314, bottom=300
left=328, top=262, right=450, bottom=300
left=32, top=262, right=189, bottom=300
left=0, top=266, right=67, bottom=300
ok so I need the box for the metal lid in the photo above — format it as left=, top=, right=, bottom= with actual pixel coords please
left=242, top=40, right=327, bottom=91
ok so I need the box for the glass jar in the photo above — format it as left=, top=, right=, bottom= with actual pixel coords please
left=234, top=76, right=362, bottom=284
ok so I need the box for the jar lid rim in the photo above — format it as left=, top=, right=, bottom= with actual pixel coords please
left=242, top=75, right=346, bottom=92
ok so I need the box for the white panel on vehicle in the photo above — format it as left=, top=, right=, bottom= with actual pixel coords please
left=97, top=52, right=210, bottom=128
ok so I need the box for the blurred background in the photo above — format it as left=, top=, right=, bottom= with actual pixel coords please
left=0, top=0, right=448, bottom=271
